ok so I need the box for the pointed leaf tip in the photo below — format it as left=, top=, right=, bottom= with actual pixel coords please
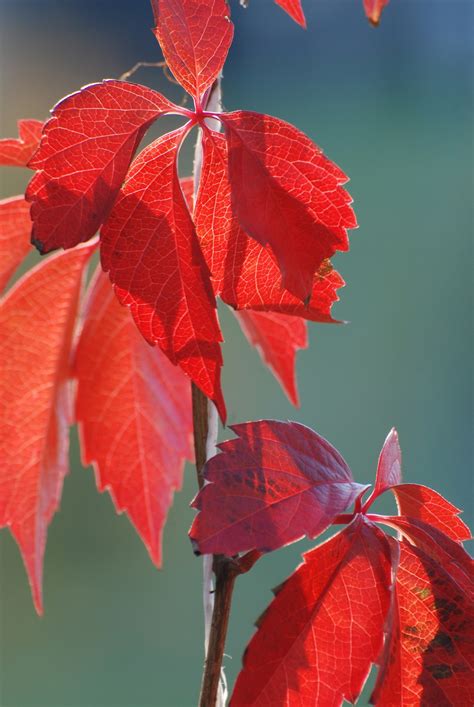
left=75, top=267, right=193, bottom=568
left=0, top=243, right=94, bottom=612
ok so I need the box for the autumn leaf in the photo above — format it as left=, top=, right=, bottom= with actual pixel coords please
left=0, top=196, right=32, bottom=292
left=194, top=129, right=345, bottom=319
left=363, top=426, right=402, bottom=509
left=364, top=0, right=390, bottom=26
left=379, top=516, right=474, bottom=600
left=26, top=81, right=179, bottom=254
left=74, top=267, right=193, bottom=566
left=390, top=484, right=471, bottom=543
left=231, top=516, right=392, bottom=705
left=0, top=242, right=94, bottom=613
left=274, top=0, right=306, bottom=27
left=100, top=128, right=226, bottom=420
left=234, top=310, right=307, bottom=406
left=273, top=0, right=390, bottom=27
left=220, top=112, right=356, bottom=302
left=0, top=118, right=43, bottom=166
left=371, top=540, right=474, bottom=705
left=151, top=0, right=233, bottom=101
left=189, top=420, right=366, bottom=555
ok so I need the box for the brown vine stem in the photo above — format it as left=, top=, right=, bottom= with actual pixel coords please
left=199, top=556, right=238, bottom=707
left=191, top=383, right=237, bottom=707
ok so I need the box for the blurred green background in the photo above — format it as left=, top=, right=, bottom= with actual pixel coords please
left=0, top=1, right=472, bottom=705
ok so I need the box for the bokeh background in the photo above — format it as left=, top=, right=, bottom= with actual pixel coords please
left=0, top=0, right=472, bottom=705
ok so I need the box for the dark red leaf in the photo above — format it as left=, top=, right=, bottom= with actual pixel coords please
left=234, top=310, right=307, bottom=406
left=26, top=81, right=179, bottom=254
left=371, top=540, right=474, bottom=705
left=391, top=484, right=471, bottom=543
left=195, top=130, right=345, bottom=319
left=74, top=267, right=193, bottom=566
left=0, top=242, right=94, bottom=613
left=151, top=0, right=234, bottom=101
left=274, top=0, right=306, bottom=27
left=0, top=119, right=43, bottom=166
left=221, top=112, right=356, bottom=302
left=100, top=127, right=226, bottom=420
left=189, top=420, right=366, bottom=555
left=231, top=516, right=392, bottom=706
left=378, top=515, right=474, bottom=600
left=364, top=0, right=390, bottom=26
left=0, top=196, right=32, bottom=292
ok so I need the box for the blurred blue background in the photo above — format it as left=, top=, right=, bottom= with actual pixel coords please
left=0, top=1, right=472, bottom=705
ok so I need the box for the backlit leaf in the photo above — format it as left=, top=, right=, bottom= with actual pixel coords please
left=380, top=515, right=474, bottom=600
left=26, top=81, right=179, bottom=254
left=0, top=196, right=32, bottom=292
left=195, top=129, right=345, bottom=319
left=364, top=0, right=390, bottom=26
left=231, top=517, right=392, bottom=705
left=274, top=0, right=306, bottom=27
left=151, top=0, right=234, bottom=100
left=363, top=427, right=402, bottom=509
left=0, top=242, right=94, bottom=613
left=221, top=112, right=356, bottom=301
left=371, top=540, right=474, bottom=705
left=74, top=267, right=193, bottom=566
left=100, top=127, right=226, bottom=420
left=189, top=420, right=366, bottom=555
left=0, top=119, right=43, bottom=166
left=392, top=484, right=471, bottom=543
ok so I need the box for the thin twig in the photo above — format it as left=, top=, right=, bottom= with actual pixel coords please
left=118, top=60, right=188, bottom=105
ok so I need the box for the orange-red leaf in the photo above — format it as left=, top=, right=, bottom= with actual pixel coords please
left=380, top=516, right=474, bottom=600
left=74, top=267, right=193, bottom=566
left=195, top=129, right=345, bottom=319
left=364, top=0, right=390, bottom=26
left=221, top=112, right=356, bottom=302
left=392, top=484, right=471, bottom=543
left=100, top=127, right=225, bottom=420
left=151, top=0, right=234, bottom=100
left=190, top=420, right=366, bottom=555
left=0, top=196, right=32, bottom=292
left=371, top=541, right=474, bottom=705
left=231, top=517, right=392, bottom=705
left=26, top=81, right=178, bottom=254
left=274, top=0, right=306, bottom=27
left=0, top=242, right=94, bottom=613
left=234, top=310, right=307, bottom=406
left=0, top=119, right=43, bottom=166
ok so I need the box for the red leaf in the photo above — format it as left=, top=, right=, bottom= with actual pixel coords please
left=392, top=484, right=471, bottom=543
left=0, top=242, right=94, bottom=613
left=379, top=516, right=474, bottom=600
left=189, top=420, right=366, bottom=555
left=371, top=540, right=474, bottom=705
left=364, top=427, right=402, bottom=509
left=231, top=516, right=392, bottom=706
left=0, top=119, right=43, bottom=167
left=221, top=111, right=356, bottom=302
left=0, top=196, right=32, bottom=292
left=274, top=0, right=306, bottom=27
left=151, top=0, right=234, bottom=101
left=26, top=81, right=178, bottom=254
left=100, top=127, right=226, bottom=420
left=234, top=310, right=307, bottom=406
left=195, top=130, right=345, bottom=319
left=74, top=267, right=193, bottom=566
left=363, top=0, right=390, bottom=26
